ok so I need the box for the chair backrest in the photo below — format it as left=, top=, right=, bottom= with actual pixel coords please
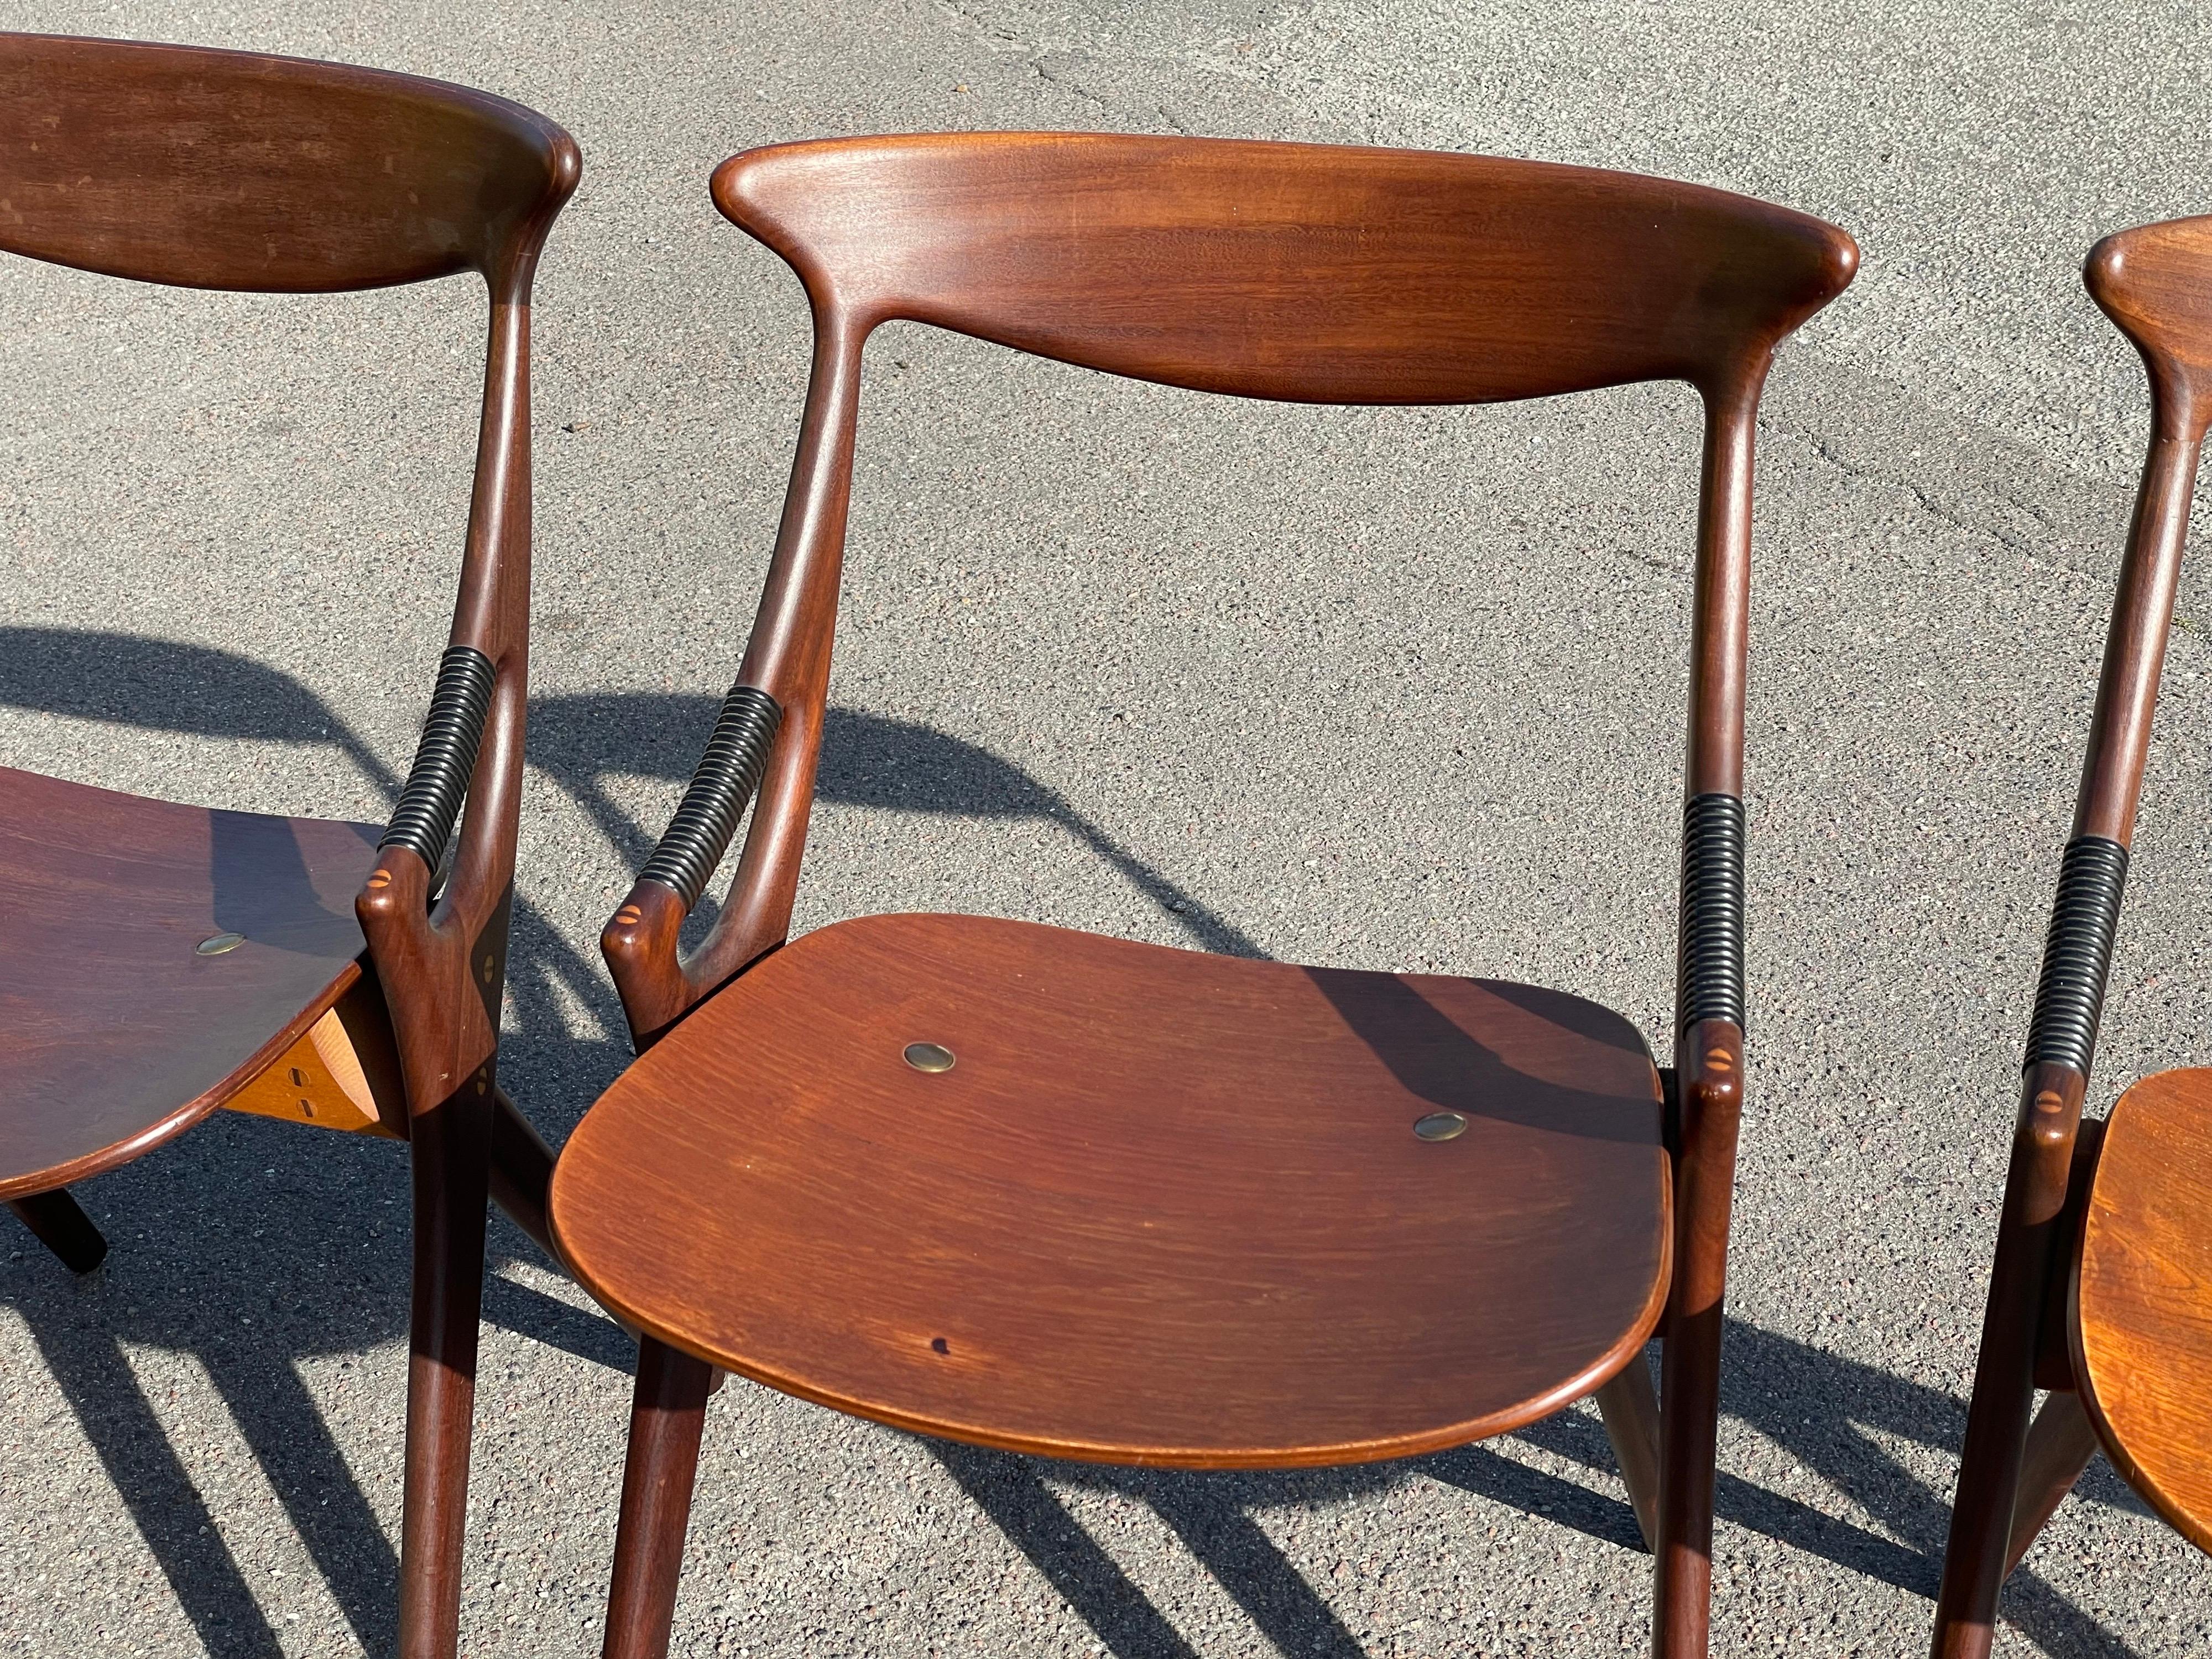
left=0, top=30, right=580, bottom=1119
left=714, top=132, right=1854, bottom=406
left=2007, top=217, right=2212, bottom=1100
left=0, top=32, right=574, bottom=291
left=598, top=133, right=1856, bottom=1046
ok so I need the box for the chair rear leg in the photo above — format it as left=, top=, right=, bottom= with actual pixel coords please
left=1931, top=1067, right=2084, bottom=1659
left=8, top=1187, right=108, bottom=1273
left=1594, top=1349, right=1662, bottom=1552
left=1653, top=1023, right=1742, bottom=1659
left=2002, top=1388, right=2099, bottom=1578
left=603, top=1337, right=714, bottom=1659
left=397, top=1081, right=494, bottom=1659
left=1929, top=1262, right=2041, bottom=1658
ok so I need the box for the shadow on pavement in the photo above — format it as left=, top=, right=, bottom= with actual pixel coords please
left=0, top=630, right=2157, bottom=1658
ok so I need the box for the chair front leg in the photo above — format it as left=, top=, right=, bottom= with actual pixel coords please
left=397, top=1073, right=495, bottom=1659
left=1654, top=1020, right=1741, bottom=1659
left=603, top=1337, right=716, bottom=1659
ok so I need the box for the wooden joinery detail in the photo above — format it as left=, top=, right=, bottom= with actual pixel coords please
left=223, top=973, right=405, bottom=1138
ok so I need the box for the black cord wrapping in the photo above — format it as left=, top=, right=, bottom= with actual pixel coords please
left=1677, top=792, right=1746, bottom=1034
left=2024, top=835, right=2129, bottom=1076
left=637, top=683, right=783, bottom=911
left=380, top=645, right=495, bottom=872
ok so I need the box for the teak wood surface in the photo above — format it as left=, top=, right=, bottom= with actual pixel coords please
left=557, top=912, right=1671, bottom=1465
left=1932, top=213, right=2212, bottom=1659
left=554, top=132, right=1855, bottom=1659
left=2072, top=1067, right=2212, bottom=1552
left=0, top=32, right=577, bottom=1659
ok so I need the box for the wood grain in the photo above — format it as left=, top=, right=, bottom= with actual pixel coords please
left=0, top=32, right=573, bottom=294
left=223, top=972, right=406, bottom=1138
left=560, top=912, right=1669, bottom=1467
left=714, top=133, right=1854, bottom=407
left=604, top=133, right=1856, bottom=1041
left=0, top=766, right=377, bottom=1199
left=580, top=132, right=1856, bottom=1657
left=2072, top=1067, right=2212, bottom=1553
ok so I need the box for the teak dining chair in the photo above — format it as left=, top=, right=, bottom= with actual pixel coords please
left=0, top=33, right=576, bottom=1659
left=1931, top=219, right=2212, bottom=1656
left=547, top=133, right=1857, bottom=1659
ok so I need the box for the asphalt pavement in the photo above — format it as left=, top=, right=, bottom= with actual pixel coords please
left=3, top=2, right=2211, bottom=1655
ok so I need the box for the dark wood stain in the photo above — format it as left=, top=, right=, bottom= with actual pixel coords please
left=560, top=132, right=1856, bottom=1659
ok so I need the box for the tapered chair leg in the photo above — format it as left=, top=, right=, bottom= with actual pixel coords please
left=1929, top=1280, right=2039, bottom=1658
left=603, top=1338, right=715, bottom=1659
left=397, top=1083, right=495, bottom=1659
left=1930, top=1073, right=2081, bottom=1659
left=1595, top=1349, right=1663, bottom=1552
left=2002, top=1389, right=2100, bottom=1578
left=1653, top=1026, right=1742, bottom=1659
left=8, top=1187, right=108, bottom=1274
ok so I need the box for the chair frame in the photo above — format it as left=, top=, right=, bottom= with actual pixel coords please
left=1931, top=217, right=2212, bottom=1656
left=0, top=33, right=577, bottom=1659
left=572, top=132, right=1856, bottom=1658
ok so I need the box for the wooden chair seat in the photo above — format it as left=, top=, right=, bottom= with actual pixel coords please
left=552, top=911, right=1670, bottom=1467
left=2073, top=1067, right=2212, bottom=1553
left=0, top=765, right=376, bottom=1199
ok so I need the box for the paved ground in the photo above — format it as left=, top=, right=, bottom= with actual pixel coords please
left=4, top=1, right=2212, bottom=1654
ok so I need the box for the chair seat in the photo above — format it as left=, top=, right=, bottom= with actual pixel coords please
left=551, top=912, right=1671, bottom=1468
left=2074, top=1068, right=2212, bottom=1553
left=0, top=766, right=377, bottom=1199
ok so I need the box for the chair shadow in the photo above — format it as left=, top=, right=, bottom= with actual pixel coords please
left=0, top=628, right=2166, bottom=1659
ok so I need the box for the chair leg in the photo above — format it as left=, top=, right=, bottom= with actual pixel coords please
left=397, top=1082, right=494, bottom=1659
left=487, top=1084, right=560, bottom=1264
left=1595, top=1349, right=1662, bottom=1552
left=8, top=1187, right=108, bottom=1273
left=1653, top=1026, right=1742, bottom=1659
left=1930, top=1071, right=2085, bottom=1659
left=603, top=1337, right=714, bottom=1659
left=2002, top=1388, right=2100, bottom=1578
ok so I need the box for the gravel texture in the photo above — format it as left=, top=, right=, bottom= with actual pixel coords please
left=3, top=2, right=2212, bottom=1655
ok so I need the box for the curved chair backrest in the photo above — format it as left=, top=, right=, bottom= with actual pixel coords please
left=0, top=30, right=580, bottom=1120
left=2068, top=216, right=2212, bottom=855
left=0, top=31, right=573, bottom=293
left=714, top=132, right=1854, bottom=406
left=599, top=133, right=1856, bottom=1044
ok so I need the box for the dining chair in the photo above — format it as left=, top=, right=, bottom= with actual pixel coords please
left=1931, top=217, right=2212, bottom=1656
left=547, top=132, right=1857, bottom=1659
left=0, top=33, right=576, bottom=1659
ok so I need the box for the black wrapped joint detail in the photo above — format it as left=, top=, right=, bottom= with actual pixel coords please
left=380, top=645, right=496, bottom=872
left=2023, top=836, right=2128, bottom=1076
left=637, top=683, right=783, bottom=911
left=1676, top=792, right=1746, bottom=1034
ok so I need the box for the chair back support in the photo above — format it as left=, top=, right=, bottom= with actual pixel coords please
left=2013, top=219, right=2212, bottom=1093
left=599, top=133, right=1856, bottom=1055
left=717, top=133, right=1852, bottom=406
left=0, top=32, right=571, bottom=292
